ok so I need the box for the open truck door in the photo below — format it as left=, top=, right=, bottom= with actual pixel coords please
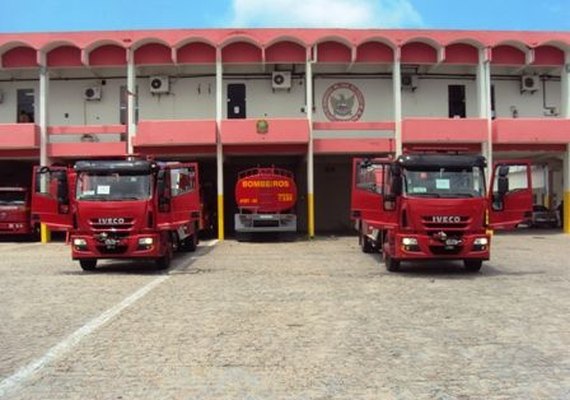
left=488, top=160, right=533, bottom=230
left=156, top=163, right=200, bottom=230
left=31, top=166, right=73, bottom=229
left=351, top=158, right=398, bottom=251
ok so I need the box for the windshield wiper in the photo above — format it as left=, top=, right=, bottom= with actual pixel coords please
left=408, top=192, right=440, bottom=198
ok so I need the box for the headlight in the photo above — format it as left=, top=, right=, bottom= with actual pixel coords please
left=474, top=237, right=488, bottom=246
left=73, top=238, right=87, bottom=247
left=402, top=237, right=418, bottom=246
left=138, top=237, right=154, bottom=246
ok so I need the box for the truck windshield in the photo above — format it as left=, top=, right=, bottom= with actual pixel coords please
left=76, top=173, right=151, bottom=201
left=0, top=191, right=26, bottom=205
left=403, top=167, right=485, bottom=198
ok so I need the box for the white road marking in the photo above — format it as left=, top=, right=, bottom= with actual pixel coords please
left=0, top=239, right=218, bottom=397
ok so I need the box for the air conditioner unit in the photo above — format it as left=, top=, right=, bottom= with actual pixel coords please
left=272, top=71, right=291, bottom=89
left=150, top=76, right=170, bottom=94
left=84, top=86, right=101, bottom=101
left=401, top=74, right=418, bottom=91
left=521, top=75, right=539, bottom=93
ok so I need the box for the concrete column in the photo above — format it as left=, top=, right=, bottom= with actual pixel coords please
left=562, top=144, right=570, bottom=234
left=561, top=51, right=570, bottom=118
left=127, top=48, right=136, bottom=155
left=479, top=48, right=493, bottom=181
left=38, top=51, right=51, bottom=243
left=393, top=48, right=402, bottom=156
left=215, top=55, right=225, bottom=240
left=306, top=57, right=315, bottom=238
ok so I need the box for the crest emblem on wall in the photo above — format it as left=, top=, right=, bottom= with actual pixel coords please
left=322, top=82, right=365, bottom=121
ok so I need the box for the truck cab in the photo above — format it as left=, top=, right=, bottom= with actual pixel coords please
left=32, top=160, right=201, bottom=271
left=351, top=154, right=532, bottom=272
left=0, top=187, right=36, bottom=237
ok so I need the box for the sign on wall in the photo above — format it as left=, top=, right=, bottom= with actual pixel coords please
left=322, top=82, right=365, bottom=121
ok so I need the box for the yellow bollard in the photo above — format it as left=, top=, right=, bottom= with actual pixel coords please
left=217, top=194, right=225, bottom=240
left=40, top=223, right=51, bottom=243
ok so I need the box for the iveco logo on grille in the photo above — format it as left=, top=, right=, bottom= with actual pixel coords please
left=97, top=218, right=126, bottom=225
left=431, top=216, right=462, bottom=223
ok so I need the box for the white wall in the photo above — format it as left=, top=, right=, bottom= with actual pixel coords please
left=0, top=80, right=39, bottom=123
left=492, top=78, right=561, bottom=118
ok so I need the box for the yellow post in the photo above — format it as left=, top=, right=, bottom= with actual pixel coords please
left=40, top=223, right=51, bottom=243
left=308, top=193, right=315, bottom=238
left=564, top=192, right=570, bottom=234
left=217, top=194, right=225, bottom=240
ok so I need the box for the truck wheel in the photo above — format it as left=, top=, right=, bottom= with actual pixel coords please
left=79, top=259, right=97, bottom=271
left=385, top=253, right=401, bottom=272
left=360, top=231, right=374, bottom=253
left=156, top=251, right=171, bottom=270
left=180, top=234, right=197, bottom=252
left=464, top=259, right=483, bottom=272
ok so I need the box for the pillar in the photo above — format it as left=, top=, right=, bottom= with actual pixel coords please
left=215, top=55, right=225, bottom=240
left=306, top=57, right=315, bottom=238
left=127, top=48, right=136, bottom=155
left=39, top=52, right=51, bottom=243
left=393, top=48, right=402, bottom=157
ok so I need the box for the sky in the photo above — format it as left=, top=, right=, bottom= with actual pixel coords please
left=0, top=0, right=568, bottom=33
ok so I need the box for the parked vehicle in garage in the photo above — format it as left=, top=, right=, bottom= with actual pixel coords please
left=351, top=154, right=533, bottom=272
left=0, top=187, right=38, bottom=238
left=530, top=205, right=559, bottom=228
left=32, top=159, right=201, bottom=271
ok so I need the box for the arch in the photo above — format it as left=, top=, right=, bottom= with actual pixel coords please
left=47, top=44, right=82, bottom=67
left=177, top=41, right=216, bottom=64
left=401, top=41, right=438, bottom=64
left=83, top=39, right=125, bottom=54
left=134, top=42, right=173, bottom=65
left=316, top=40, right=352, bottom=63
left=1, top=45, right=37, bottom=68
left=533, top=45, right=565, bottom=66
left=356, top=40, right=394, bottom=63
left=89, top=44, right=127, bottom=66
left=131, top=37, right=171, bottom=51
left=444, top=43, right=479, bottom=65
left=266, top=40, right=306, bottom=63
left=491, top=44, right=526, bottom=65
left=221, top=41, right=262, bottom=63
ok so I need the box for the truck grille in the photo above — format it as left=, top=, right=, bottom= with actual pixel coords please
left=89, top=218, right=134, bottom=231
left=422, top=216, right=470, bottom=232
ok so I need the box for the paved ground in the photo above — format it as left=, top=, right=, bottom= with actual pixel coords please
left=0, top=231, right=569, bottom=399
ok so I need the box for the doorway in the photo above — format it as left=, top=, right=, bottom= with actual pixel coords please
left=17, top=89, right=35, bottom=123
left=227, top=84, right=246, bottom=119
left=448, top=85, right=466, bottom=118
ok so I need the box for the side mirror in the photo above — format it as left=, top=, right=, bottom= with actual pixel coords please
left=383, top=193, right=397, bottom=211
left=498, top=176, right=509, bottom=197
left=157, top=170, right=171, bottom=212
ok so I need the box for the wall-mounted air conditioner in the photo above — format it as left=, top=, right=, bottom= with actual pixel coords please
left=521, top=75, right=539, bottom=93
left=150, top=76, right=170, bottom=94
left=272, top=71, right=291, bottom=90
left=84, top=86, right=101, bottom=101
left=401, top=74, right=418, bottom=91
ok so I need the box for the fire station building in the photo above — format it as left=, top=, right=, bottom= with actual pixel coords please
left=0, top=28, right=569, bottom=237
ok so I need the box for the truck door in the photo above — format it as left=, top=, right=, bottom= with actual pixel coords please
left=31, top=166, right=73, bottom=229
left=488, top=160, right=533, bottom=230
left=156, top=163, right=200, bottom=228
left=350, top=158, right=397, bottom=230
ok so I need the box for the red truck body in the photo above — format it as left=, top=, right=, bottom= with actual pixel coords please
left=234, top=167, right=297, bottom=234
left=32, top=159, right=201, bottom=271
left=0, top=187, right=37, bottom=237
left=351, top=154, right=533, bottom=272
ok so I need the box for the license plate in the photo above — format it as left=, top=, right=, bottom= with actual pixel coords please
left=445, top=238, right=461, bottom=246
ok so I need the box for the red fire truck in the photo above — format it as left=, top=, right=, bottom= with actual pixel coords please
left=32, top=159, right=201, bottom=271
left=351, top=154, right=532, bottom=272
left=0, top=187, right=38, bottom=238
left=234, top=167, right=297, bottom=237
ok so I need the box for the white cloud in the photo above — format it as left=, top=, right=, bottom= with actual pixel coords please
left=229, top=0, right=423, bottom=28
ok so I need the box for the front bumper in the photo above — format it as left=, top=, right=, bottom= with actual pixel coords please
left=0, top=222, right=32, bottom=235
left=393, top=232, right=490, bottom=261
left=71, top=232, right=164, bottom=260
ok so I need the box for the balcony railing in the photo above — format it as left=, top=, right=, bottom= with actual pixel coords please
left=493, top=118, right=570, bottom=144
left=0, top=123, right=39, bottom=149
left=402, top=118, right=488, bottom=143
left=47, top=124, right=127, bottom=158
left=312, top=121, right=395, bottom=154
left=134, top=120, right=217, bottom=147
left=220, top=118, right=309, bottom=145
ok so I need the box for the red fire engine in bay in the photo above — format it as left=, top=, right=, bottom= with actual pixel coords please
left=32, top=159, right=201, bottom=271
left=0, top=187, right=38, bottom=238
left=351, top=154, right=533, bottom=272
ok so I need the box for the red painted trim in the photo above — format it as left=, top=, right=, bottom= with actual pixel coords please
left=47, top=46, right=82, bottom=67
left=533, top=45, right=564, bottom=66
left=318, top=41, right=352, bottom=63
left=136, top=145, right=216, bottom=156
left=2, top=46, right=37, bottom=68
left=404, top=143, right=482, bottom=153
left=491, top=45, right=525, bottom=65
left=356, top=42, right=393, bottom=63
left=134, top=43, right=172, bottom=65
left=221, top=118, right=309, bottom=144
left=134, top=120, right=216, bottom=146
left=177, top=42, right=216, bottom=64
left=402, top=118, right=488, bottom=143
left=223, top=144, right=307, bottom=155
left=0, top=149, right=39, bottom=159
left=493, top=118, right=570, bottom=144
left=48, top=142, right=127, bottom=158
left=89, top=45, right=126, bottom=66
left=265, top=41, right=306, bottom=63
left=48, top=125, right=127, bottom=135
left=494, top=143, right=566, bottom=152
left=314, top=138, right=394, bottom=154
left=222, top=42, right=262, bottom=63
left=401, top=42, right=437, bottom=64
left=444, top=43, right=478, bottom=65
left=313, top=121, right=395, bottom=131
left=0, top=124, right=39, bottom=148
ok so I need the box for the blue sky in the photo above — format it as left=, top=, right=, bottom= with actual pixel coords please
left=1, top=0, right=568, bottom=33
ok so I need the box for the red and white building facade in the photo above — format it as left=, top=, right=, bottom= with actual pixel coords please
left=0, top=28, right=569, bottom=236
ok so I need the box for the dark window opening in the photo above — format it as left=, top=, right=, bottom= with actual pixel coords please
left=17, top=89, right=35, bottom=123
left=448, top=85, right=466, bottom=119
left=227, top=83, right=246, bottom=119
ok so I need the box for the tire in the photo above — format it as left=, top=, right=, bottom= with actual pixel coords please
left=385, top=252, right=401, bottom=272
left=180, top=234, right=197, bottom=252
left=464, top=259, right=483, bottom=272
left=360, top=231, right=374, bottom=253
left=79, top=259, right=97, bottom=271
left=156, top=235, right=173, bottom=270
